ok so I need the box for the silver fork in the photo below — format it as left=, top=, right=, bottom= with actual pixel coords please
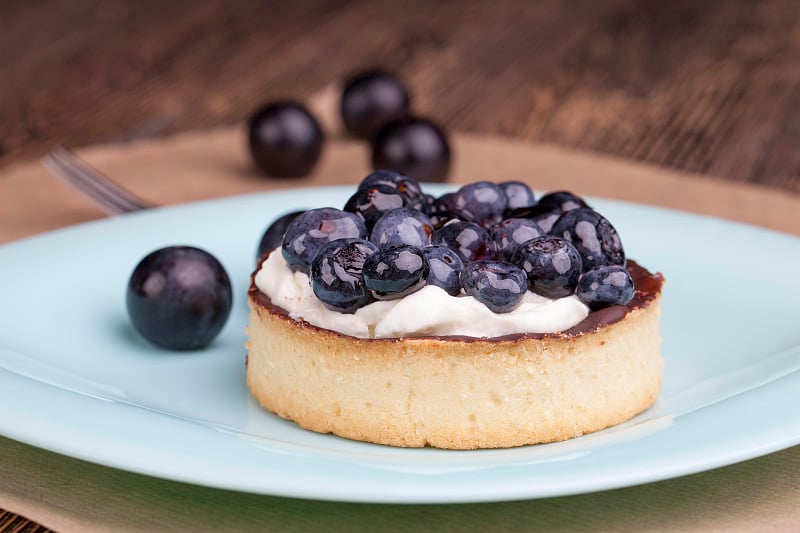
left=41, top=146, right=153, bottom=215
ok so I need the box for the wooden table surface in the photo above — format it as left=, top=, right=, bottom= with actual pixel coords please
left=2, top=1, right=799, bottom=531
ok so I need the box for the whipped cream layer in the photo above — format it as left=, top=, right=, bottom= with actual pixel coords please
left=255, top=250, right=590, bottom=339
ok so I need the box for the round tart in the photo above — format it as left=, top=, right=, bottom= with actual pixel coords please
left=246, top=176, right=664, bottom=449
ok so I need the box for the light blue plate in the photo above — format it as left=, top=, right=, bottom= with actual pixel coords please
left=1, top=185, right=799, bottom=504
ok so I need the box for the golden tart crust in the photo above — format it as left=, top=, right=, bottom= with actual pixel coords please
left=246, top=260, right=664, bottom=449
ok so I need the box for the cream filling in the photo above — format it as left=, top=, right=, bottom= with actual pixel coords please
left=255, top=250, right=590, bottom=339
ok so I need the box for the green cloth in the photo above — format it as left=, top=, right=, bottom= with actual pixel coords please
left=1, top=436, right=798, bottom=532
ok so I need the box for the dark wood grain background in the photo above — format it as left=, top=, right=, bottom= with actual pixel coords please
left=2, top=0, right=800, bottom=193
left=2, top=1, right=800, bottom=531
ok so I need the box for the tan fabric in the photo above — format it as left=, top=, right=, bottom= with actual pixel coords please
left=1, top=115, right=799, bottom=531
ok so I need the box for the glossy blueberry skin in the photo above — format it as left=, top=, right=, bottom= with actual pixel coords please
left=577, top=265, right=635, bottom=309
left=126, top=246, right=233, bottom=350
left=358, top=169, right=425, bottom=210
left=461, top=260, right=527, bottom=313
left=363, top=245, right=429, bottom=300
left=500, top=181, right=536, bottom=211
left=281, top=208, right=368, bottom=273
left=423, top=245, right=464, bottom=296
left=431, top=220, right=496, bottom=263
left=256, top=210, right=305, bottom=262
left=549, top=208, right=625, bottom=271
left=341, top=70, right=410, bottom=140
left=248, top=102, right=323, bottom=178
left=344, top=184, right=408, bottom=229
left=370, top=207, right=433, bottom=249
left=371, top=117, right=451, bottom=183
left=310, top=238, right=378, bottom=313
left=490, top=218, right=545, bottom=260
left=537, top=191, right=588, bottom=212
left=451, top=181, right=508, bottom=228
left=505, top=204, right=562, bottom=233
left=512, top=236, right=583, bottom=298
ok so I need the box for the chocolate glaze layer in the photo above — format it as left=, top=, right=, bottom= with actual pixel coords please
left=249, top=256, right=664, bottom=342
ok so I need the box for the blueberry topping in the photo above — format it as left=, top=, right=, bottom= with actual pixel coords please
left=363, top=245, right=429, bottom=300
left=310, top=238, right=378, bottom=313
left=549, top=208, right=625, bottom=271
left=506, top=204, right=563, bottom=233
left=344, top=184, right=408, bottom=229
left=371, top=117, right=451, bottom=183
left=126, top=246, right=233, bottom=350
left=538, top=191, right=588, bottom=212
left=431, top=220, right=496, bottom=263
left=500, top=181, right=536, bottom=211
left=256, top=210, right=304, bottom=262
left=423, top=245, right=465, bottom=296
left=512, top=236, right=583, bottom=298
left=577, top=265, right=635, bottom=309
left=341, top=70, right=410, bottom=140
left=490, top=218, right=545, bottom=261
left=358, top=169, right=425, bottom=210
left=461, top=260, right=527, bottom=313
left=451, top=181, right=508, bottom=228
left=248, top=102, right=323, bottom=178
left=370, top=207, right=433, bottom=249
left=281, top=208, right=368, bottom=273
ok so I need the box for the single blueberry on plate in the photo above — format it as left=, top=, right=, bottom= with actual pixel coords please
left=310, top=238, right=378, bottom=313
left=423, top=245, right=464, bottom=296
left=461, top=260, right=527, bottom=313
left=341, top=70, right=410, bottom=140
left=363, top=245, right=429, bottom=300
left=126, top=246, right=233, bottom=350
left=537, top=191, right=588, bottom=212
left=549, top=208, right=625, bottom=271
left=431, top=220, right=496, bottom=263
left=281, top=208, right=368, bottom=273
left=248, top=101, right=323, bottom=178
left=344, top=184, right=408, bottom=229
left=370, top=207, right=433, bottom=249
left=256, top=210, right=305, bottom=262
left=450, top=181, right=508, bottom=228
left=371, top=117, right=451, bottom=183
left=577, top=265, right=635, bottom=309
left=500, top=181, right=536, bottom=211
left=512, top=236, right=583, bottom=298
left=490, top=218, right=545, bottom=260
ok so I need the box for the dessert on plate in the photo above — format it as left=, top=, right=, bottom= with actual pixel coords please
left=246, top=172, right=664, bottom=449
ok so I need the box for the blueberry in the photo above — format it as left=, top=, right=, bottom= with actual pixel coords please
left=341, top=70, right=410, bottom=140
left=423, top=245, right=464, bottom=296
left=420, top=193, right=437, bottom=216
left=126, top=246, right=233, bottom=350
left=500, top=181, right=536, bottom=211
left=256, top=210, right=305, bottom=262
left=310, top=239, right=378, bottom=313
left=549, top=208, right=625, bottom=271
left=506, top=204, right=563, bottom=233
left=577, top=265, right=635, bottom=309
left=461, top=260, right=527, bottom=313
left=538, top=191, right=588, bottom=212
left=512, top=236, right=583, bottom=298
left=450, top=181, right=508, bottom=228
left=358, top=169, right=425, bottom=210
left=248, top=102, right=323, bottom=178
left=490, top=218, right=545, bottom=261
left=343, top=184, right=407, bottom=229
left=370, top=207, right=433, bottom=249
left=371, top=117, right=451, bottom=183
left=281, top=208, right=368, bottom=273
left=363, top=246, right=429, bottom=300
left=431, top=220, right=496, bottom=263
